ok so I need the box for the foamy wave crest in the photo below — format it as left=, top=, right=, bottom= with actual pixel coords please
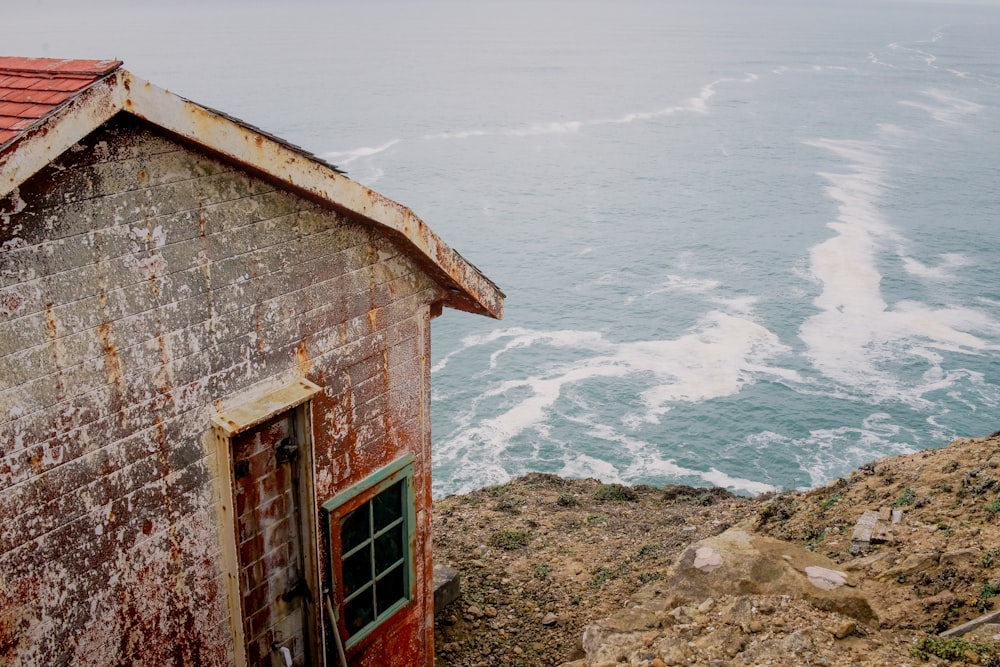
left=322, top=139, right=401, bottom=165
left=625, top=274, right=721, bottom=304
left=433, top=314, right=796, bottom=496
left=867, top=52, right=896, bottom=69
left=899, top=89, right=983, bottom=124
left=629, top=312, right=796, bottom=425
left=889, top=41, right=937, bottom=67
left=423, top=74, right=759, bottom=143
left=557, top=429, right=777, bottom=496
left=788, top=415, right=917, bottom=488
left=772, top=65, right=857, bottom=76
left=800, top=132, right=999, bottom=406
left=901, top=253, right=970, bottom=280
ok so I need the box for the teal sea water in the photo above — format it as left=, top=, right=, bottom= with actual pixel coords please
left=10, top=0, right=1000, bottom=497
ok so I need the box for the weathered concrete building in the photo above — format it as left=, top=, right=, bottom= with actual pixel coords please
left=0, top=57, right=503, bottom=666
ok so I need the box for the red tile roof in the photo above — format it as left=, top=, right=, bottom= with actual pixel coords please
left=0, top=57, right=121, bottom=147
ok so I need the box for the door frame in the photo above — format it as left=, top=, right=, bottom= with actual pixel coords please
left=210, top=378, right=325, bottom=667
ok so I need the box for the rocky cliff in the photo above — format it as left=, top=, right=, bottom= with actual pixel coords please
left=432, top=433, right=1000, bottom=666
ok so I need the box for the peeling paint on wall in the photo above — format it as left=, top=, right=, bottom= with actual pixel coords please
left=2, top=115, right=445, bottom=666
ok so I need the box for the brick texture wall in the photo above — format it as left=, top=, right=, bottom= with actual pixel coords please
left=0, top=114, right=443, bottom=666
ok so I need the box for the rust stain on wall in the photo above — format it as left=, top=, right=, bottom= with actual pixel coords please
left=295, top=339, right=312, bottom=375
left=1, top=106, right=475, bottom=666
left=96, top=321, right=124, bottom=390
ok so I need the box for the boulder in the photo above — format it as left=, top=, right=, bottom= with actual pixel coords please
left=647, top=525, right=877, bottom=624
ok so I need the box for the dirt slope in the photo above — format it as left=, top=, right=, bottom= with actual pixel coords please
left=432, top=433, right=1000, bottom=666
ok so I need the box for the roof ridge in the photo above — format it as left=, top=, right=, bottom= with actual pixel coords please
left=0, top=57, right=122, bottom=77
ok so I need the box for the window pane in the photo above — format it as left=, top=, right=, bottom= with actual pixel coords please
left=344, top=588, right=374, bottom=638
left=375, top=564, right=406, bottom=615
left=340, top=502, right=370, bottom=554
left=343, top=548, right=372, bottom=597
left=374, top=524, right=404, bottom=574
left=372, top=480, right=403, bottom=532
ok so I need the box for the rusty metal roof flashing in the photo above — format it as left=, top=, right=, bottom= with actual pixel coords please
left=0, top=57, right=504, bottom=319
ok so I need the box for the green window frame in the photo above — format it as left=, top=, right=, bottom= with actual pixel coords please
left=323, top=455, right=416, bottom=649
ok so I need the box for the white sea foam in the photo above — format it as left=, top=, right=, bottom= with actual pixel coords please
left=432, top=311, right=798, bottom=495
left=773, top=65, right=857, bottom=75
left=322, top=139, right=401, bottom=165
left=625, top=274, right=721, bottom=304
left=901, top=252, right=970, bottom=280
left=790, top=416, right=917, bottom=489
left=424, top=74, right=759, bottom=144
left=867, top=52, right=896, bottom=69
left=800, top=131, right=999, bottom=407
left=700, top=469, right=776, bottom=495
left=900, top=89, right=984, bottom=124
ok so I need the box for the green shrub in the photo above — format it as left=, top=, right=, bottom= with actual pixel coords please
left=488, top=530, right=532, bottom=550
left=593, top=483, right=638, bottom=502
left=974, top=581, right=1000, bottom=612
left=556, top=493, right=579, bottom=508
left=892, top=488, right=917, bottom=507
left=911, top=635, right=997, bottom=662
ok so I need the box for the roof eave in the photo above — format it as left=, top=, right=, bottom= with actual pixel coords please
left=0, top=70, right=504, bottom=320
left=0, top=69, right=125, bottom=200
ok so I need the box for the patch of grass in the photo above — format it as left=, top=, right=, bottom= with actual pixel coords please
left=819, top=495, right=840, bottom=513
left=755, top=495, right=797, bottom=528
left=985, top=497, right=1000, bottom=515
left=488, top=529, right=532, bottom=551
left=533, top=563, right=552, bottom=580
left=637, top=571, right=661, bottom=584
left=555, top=493, right=579, bottom=508
left=892, top=487, right=917, bottom=507
left=589, top=566, right=618, bottom=588
left=593, top=483, right=638, bottom=502
left=696, top=492, right=717, bottom=506
left=638, top=543, right=661, bottom=558
left=911, top=635, right=998, bottom=662
left=973, top=581, right=1000, bottom=612
left=493, top=495, right=522, bottom=514
left=584, top=513, right=609, bottom=525
left=807, top=527, right=826, bottom=551
left=982, top=547, right=1000, bottom=568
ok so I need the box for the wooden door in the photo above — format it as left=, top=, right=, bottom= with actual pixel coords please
left=231, top=412, right=315, bottom=666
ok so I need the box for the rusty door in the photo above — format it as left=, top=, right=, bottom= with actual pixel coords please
left=231, top=412, right=316, bottom=667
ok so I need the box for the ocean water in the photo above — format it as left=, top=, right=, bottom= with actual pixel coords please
left=9, top=0, right=1000, bottom=497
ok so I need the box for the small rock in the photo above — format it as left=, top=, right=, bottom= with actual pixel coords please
left=541, top=612, right=559, bottom=626
left=651, top=659, right=667, bottom=667
left=805, top=566, right=849, bottom=591
left=832, top=620, right=856, bottom=639
left=747, top=620, right=764, bottom=634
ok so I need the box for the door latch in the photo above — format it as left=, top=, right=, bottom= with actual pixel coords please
left=275, top=437, right=299, bottom=465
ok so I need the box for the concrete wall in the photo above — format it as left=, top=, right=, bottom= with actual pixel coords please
left=0, top=114, right=443, bottom=666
